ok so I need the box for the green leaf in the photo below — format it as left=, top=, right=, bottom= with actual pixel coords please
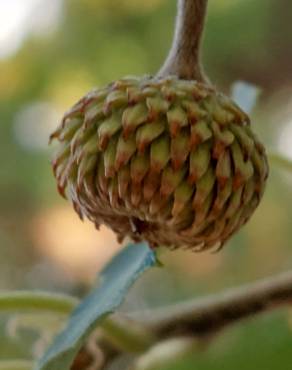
left=231, top=81, right=261, bottom=114
left=36, top=242, right=156, bottom=370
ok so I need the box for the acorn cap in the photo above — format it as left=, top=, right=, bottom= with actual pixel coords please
left=51, top=76, right=268, bottom=251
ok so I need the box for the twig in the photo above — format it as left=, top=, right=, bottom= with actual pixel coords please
left=4, top=269, right=292, bottom=355
left=136, top=270, right=292, bottom=339
left=122, top=270, right=292, bottom=368
left=5, top=269, right=292, bottom=350
left=71, top=331, right=105, bottom=370
left=157, top=0, right=209, bottom=81
left=269, top=152, right=292, bottom=173
left=0, top=291, right=78, bottom=315
left=101, top=315, right=155, bottom=353
left=0, top=360, right=33, bottom=370
left=130, top=337, right=197, bottom=370
left=0, top=291, right=152, bottom=354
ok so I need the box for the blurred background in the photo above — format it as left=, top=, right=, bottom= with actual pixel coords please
left=0, top=0, right=292, bottom=368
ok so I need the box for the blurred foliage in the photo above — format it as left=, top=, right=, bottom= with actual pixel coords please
left=0, top=0, right=292, bottom=368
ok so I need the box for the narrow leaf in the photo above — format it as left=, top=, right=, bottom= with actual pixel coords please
left=36, top=242, right=156, bottom=370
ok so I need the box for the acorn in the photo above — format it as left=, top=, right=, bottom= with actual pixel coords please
left=50, top=0, right=268, bottom=251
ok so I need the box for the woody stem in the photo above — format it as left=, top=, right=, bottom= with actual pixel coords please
left=157, top=0, right=209, bottom=82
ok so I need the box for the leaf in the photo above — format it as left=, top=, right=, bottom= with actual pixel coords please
left=36, top=242, right=156, bottom=370
left=231, top=81, right=261, bottom=114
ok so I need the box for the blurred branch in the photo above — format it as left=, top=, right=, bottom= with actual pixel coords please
left=141, top=270, right=292, bottom=339
left=71, top=332, right=105, bottom=370
left=158, top=0, right=209, bottom=81
left=101, top=315, right=154, bottom=353
left=0, top=360, right=33, bottom=370
left=0, top=291, right=77, bottom=315
left=4, top=270, right=292, bottom=348
left=120, top=270, right=292, bottom=368
left=0, top=291, right=152, bottom=354
left=129, top=337, right=197, bottom=370
left=4, top=271, right=292, bottom=369
left=269, top=152, right=292, bottom=173
left=83, top=269, right=292, bottom=368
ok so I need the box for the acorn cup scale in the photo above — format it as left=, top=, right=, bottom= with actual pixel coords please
left=50, top=0, right=268, bottom=252
left=51, top=76, right=268, bottom=251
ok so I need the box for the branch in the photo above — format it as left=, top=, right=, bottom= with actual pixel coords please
left=0, top=291, right=77, bottom=315
left=74, top=268, right=292, bottom=369
left=125, top=270, right=292, bottom=369
left=0, top=360, right=33, bottom=370
left=157, top=0, right=209, bottom=82
left=70, top=270, right=292, bottom=369
left=130, top=337, right=198, bottom=370
left=0, top=291, right=152, bottom=355
left=5, top=271, right=292, bottom=368
left=137, top=270, right=292, bottom=339
left=269, top=152, right=292, bottom=173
